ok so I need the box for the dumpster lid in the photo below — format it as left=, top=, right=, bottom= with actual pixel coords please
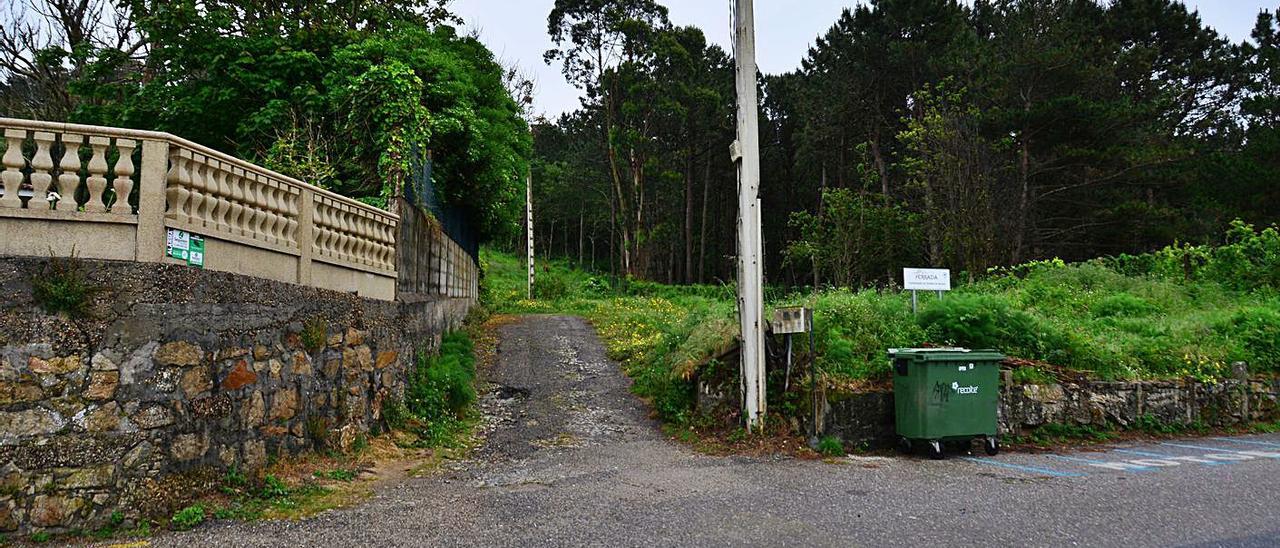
left=888, top=348, right=1005, bottom=361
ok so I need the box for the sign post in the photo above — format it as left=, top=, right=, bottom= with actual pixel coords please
left=903, top=268, right=951, bottom=314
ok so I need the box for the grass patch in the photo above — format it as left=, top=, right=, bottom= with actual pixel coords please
left=170, top=505, right=206, bottom=531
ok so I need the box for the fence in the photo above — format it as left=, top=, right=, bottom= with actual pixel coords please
left=0, top=118, right=474, bottom=302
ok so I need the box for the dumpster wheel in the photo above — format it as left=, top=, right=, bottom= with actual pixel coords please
left=984, top=436, right=999, bottom=456
left=926, top=440, right=944, bottom=460
left=897, top=436, right=913, bottom=454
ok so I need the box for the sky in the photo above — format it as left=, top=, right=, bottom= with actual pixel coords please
left=450, top=0, right=1275, bottom=119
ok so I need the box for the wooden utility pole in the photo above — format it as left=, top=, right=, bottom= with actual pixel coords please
left=732, top=0, right=766, bottom=431
left=527, top=169, right=535, bottom=300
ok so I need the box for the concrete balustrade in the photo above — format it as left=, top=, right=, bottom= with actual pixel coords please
left=0, top=118, right=405, bottom=300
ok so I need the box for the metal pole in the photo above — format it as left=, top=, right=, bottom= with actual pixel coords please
left=784, top=334, right=793, bottom=393
left=526, top=169, right=534, bottom=300
left=732, top=0, right=766, bottom=431
left=912, top=290, right=918, bottom=315
left=809, top=317, right=817, bottom=444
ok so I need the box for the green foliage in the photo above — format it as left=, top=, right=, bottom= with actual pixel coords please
left=1010, top=367, right=1055, bottom=385
left=29, top=531, right=51, bottom=543
left=917, top=294, right=1065, bottom=362
left=534, top=272, right=571, bottom=300
left=30, top=256, right=99, bottom=318
left=785, top=189, right=922, bottom=288
left=260, top=475, right=289, bottom=499
left=395, top=331, right=478, bottom=447
left=109, top=511, right=125, bottom=528
left=224, top=467, right=248, bottom=489
left=170, top=505, right=206, bottom=531
left=817, top=436, right=846, bottom=457
left=301, top=318, right=327, bottom=353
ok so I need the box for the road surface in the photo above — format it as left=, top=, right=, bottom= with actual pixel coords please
left=157, top=315, right=1280, bottom=547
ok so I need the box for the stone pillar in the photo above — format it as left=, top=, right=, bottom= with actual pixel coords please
left=296, top=188, right=315, bottom=286
left=135, top=139, right=170, bottom=262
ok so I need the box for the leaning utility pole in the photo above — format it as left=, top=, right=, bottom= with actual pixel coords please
left=526, top=169, right=535, bottom=300
left=731, top=0, right=766, bottom=431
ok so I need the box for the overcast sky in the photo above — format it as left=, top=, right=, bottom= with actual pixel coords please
left=450, top=0, right=1275, bottom=119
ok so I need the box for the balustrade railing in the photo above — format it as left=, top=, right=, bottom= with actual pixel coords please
left=0, top=118, right=402, bottom=299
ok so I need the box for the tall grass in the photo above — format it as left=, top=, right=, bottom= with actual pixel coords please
left=481, top=222, right=1280, bottom=421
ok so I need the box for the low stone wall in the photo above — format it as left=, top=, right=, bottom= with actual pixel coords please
left=0, top=257, right=470, bottom=534
left=817, top=372, right=1280, bottom=448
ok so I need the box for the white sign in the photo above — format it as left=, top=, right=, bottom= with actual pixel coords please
left=903, top=268, right=951, bottom=291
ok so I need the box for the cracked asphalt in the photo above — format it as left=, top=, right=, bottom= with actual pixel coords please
left=155, top=315, right=1280, bottom=547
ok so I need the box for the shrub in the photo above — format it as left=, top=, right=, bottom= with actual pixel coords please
left=1217, top=306, right=1280, bottom=372
left=918, top=294, right=1037, bottom=350
left=533, top=272, right=570, bottom=300
left=817, top=436, right=845, bottom=457
left=300, top=317, right=327, bottom=353
left=30, top=256, right=99, bottom=317
left=170, top=505, right=206, bottom=531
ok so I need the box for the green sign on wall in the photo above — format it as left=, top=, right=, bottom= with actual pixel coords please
left=166, top=228, right=206, bottom=268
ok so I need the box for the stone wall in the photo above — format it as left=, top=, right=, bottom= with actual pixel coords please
left=816, top=372, right=1280, bottom=448
left=0, top=256, right=471, bottom=534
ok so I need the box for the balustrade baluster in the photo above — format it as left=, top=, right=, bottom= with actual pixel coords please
left=85, top=136, right=110, bottom=213
left=1, top=129, right=26, bottom=209
left=111, top=138, right=137, bottom=215
left=209, top=162, right=229, bottom=231
left=27, top=132, right=55, bottom=210
left=284, top=189, right=300, bottom=245
left=263, top=183, right=282, bottom=244
left=56, top=133, right=83, bottom=211
left=165, top=150, right=192, bottom=222
left=227, top=167, right=246, bottom=235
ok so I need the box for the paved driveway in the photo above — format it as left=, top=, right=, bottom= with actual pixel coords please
left=155, top=316, right=1280, bottom=547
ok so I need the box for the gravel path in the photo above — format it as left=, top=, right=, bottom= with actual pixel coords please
left=153, top=315, right=1280, bottom=547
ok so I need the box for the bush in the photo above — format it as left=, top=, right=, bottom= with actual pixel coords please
left=170, top=505, right=206, bottom=531
left=534, top=272, right=570, bottom=300
left=1217, top=306, right=1280, bottom=372
left=30, top=256, right=99, bottom=317
left=918, top=294, right=1040, bottom=350
left=817, top=436, right=845, bottom=457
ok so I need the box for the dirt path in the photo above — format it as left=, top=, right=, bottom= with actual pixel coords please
left=150, top=315, right=1280, bottom=547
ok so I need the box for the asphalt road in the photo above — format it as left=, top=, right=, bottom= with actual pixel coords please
left=156, top=315, right=1280, bottom=548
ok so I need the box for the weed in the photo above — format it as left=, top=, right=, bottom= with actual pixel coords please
left=224, top=466, right=248, bottom=488
left=1027, top=423, right=1114, bottom=446
left=306, top=417, right=329, bottom=448
left=260, top=475, right=289, bottom=499
left=30, top=254, right=100, bottom=317
left=1252, top=420, right=1280, bottom=434
left=29, top=531, right=51, bottom=543
left=817, top=436, right=846, bottom=457
left=109, top=510, right=125, bottom=527
left=1010, top=366, right=1055, bottom=385
left=725, top=428, right=748, bottom=443
left=170, top=505, right=206, bottom=531
left=301, top=317, right=327, bottom=353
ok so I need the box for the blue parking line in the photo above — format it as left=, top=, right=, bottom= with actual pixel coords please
left=1047, top=454, right=1152, bottom=472
left=1213, top=437, right=1280, bottom=449
left=961, top=457, right=1085, bottom=478
left=1112, top=448, right=1228, bottom=465
left=1159, top=441, right=1280, bottom=457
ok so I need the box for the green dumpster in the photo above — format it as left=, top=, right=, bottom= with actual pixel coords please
left=889, top=348, right=1004, bottom=459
